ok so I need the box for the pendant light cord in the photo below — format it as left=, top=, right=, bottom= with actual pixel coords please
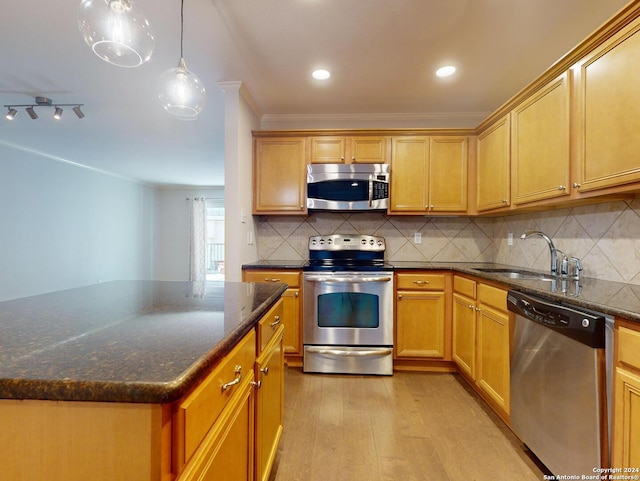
left=180, top=0, right=184, bottom=58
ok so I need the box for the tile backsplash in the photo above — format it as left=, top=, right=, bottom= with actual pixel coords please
left=256, top=199, right=640, bottom=285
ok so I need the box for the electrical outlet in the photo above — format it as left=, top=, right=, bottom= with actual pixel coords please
left=414, top=232, right=422, bottom=244
left=507, top=232, right=514, bottom=246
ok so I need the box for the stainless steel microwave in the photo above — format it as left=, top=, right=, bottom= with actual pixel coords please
left=306, top=164, right=390, bottom=211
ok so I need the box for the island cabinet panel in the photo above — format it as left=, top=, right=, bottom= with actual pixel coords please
left=175, top=330, right=256, bottom=469
left=511, top=71, right=571, bottom=205
left=476, top=115, right=510, bottom=211
left=253, top=137, right=307, bottom=214
left=243, top=270, right=302, bottom=357
left=0, top=400, right=171, bottom=481
left=574, top=17, right=640, bottom=194
left=395, top=272, right=450, bottom=360
left=613, top=324, right=640, bottom=469
left=255, top=325, right=285, bottom=481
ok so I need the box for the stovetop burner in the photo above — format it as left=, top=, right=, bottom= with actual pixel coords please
left=305, top=234, right=389, bottom=271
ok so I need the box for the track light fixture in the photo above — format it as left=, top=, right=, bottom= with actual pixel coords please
left=3, top=97, right=85, bottom=120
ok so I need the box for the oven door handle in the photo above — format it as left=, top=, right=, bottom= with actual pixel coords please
left=304, top=275, right=392, bottom=283
left=305, top=347, right=393, bottom=357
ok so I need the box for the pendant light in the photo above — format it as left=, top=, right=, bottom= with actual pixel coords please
left=77, top=0, right=155, bottom=68
left=158, top=0, right=206, bottom=120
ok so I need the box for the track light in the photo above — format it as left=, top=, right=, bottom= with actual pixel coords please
left=3, top=97, right=85, bottom=121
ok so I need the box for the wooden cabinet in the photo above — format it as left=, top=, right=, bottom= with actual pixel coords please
left=243, top=269, right=302, bottom=357
left=613, top=323, right=640, bottom=469
left=254, top=322, right=284, bottom=481
left=310, top=136, right=388, bottom=164
left=389, top=136, right=468, bottom=214
left=573, top=17, right=640, bottom=194
left=476, top=115, right=510, bottom=211
left=511, top=71, right=571, bottom=204
left=452, top=275, right=510, bottom=420
left=395, top=272, right=449, bottom=359
left=253, top=137, right=306, bottom=214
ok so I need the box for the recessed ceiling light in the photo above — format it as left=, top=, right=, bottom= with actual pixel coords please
left=312, top=69, right=331, bottom=80
left=436, top=65, right=456, bottom=77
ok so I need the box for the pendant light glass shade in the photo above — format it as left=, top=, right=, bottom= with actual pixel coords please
left=158, top=59, right=206, bottom=120
left=77, top=0, right=155, bottom=68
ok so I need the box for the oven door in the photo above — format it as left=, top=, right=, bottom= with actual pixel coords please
left=303, top=271, right=393, bottom=346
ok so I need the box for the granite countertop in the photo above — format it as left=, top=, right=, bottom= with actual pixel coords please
left=0, top=280, right=286, bottom=404
left=243, top=260, right=640, bottom=323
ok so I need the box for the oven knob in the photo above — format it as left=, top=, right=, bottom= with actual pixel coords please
left=361, top=239, right=367, bottom=245
left=319, top=239, right=325, bottom=245
left=327, top=239, right=332, bottom=244
left=311, top=239, right=317, bottom=245
left=377, top=240, right=383, bottom=246
left=369, top=239, right=374, bottom=245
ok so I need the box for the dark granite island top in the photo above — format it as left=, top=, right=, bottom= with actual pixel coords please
left=0, top=280, right=286, bottom=404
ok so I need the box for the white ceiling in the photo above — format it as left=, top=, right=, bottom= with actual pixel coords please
left=0, top=0, right=631, bottom=187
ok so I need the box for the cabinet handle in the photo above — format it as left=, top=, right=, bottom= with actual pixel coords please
left=341, top=156, right=345, bottom=161
left=265, top=278, right=281, bottom=282
left=352, top=156, right=356, bottom=161
left=260, top=366, right=270, bottom=375
left=475, top=307, right=481, bottom=312
left=398, top=294, right=403, bottom=299
left=467, top=304, right=474, bottom=310
left=251, top=380, right=262, bottom=389
left=573, top=182, right=581, bottom=188
left=270, top=315, right=281, bottom=329
left=502, top=198, right=508, bottom=203
left=221, top=365, right=242, bottom=391
left=295, top=291, right=299, bottom=297
left=413, top=280, right=430, bottom=285
left=558, top=185, right=566, bottom=190
left=300, top=205, right=304, bottom=210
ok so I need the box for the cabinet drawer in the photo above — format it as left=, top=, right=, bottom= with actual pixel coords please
left=477, top=283, right=507, bottom=311
left=175, top=330, right=256, bottom=467
left=454, top=275, right=476, bottom=298
left=619, top=326, right=640, bottom=370
left=258, top=299, right=284, bottom=354
left=396, top=273, right=445, bottom=290
left=243, top=270, right=301, bottom=288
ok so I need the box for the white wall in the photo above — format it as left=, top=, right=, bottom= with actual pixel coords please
left=220, top=82, right=261, bottom=281
left=153, top=187, right=224, bottom=281
left=0, top=144, right=155, bottom=301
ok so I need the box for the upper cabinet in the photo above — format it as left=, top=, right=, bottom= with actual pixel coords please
left=476, top=115, right=510, bottom=212
left=309, top=136, right=389, bottom=164
left=253, top=137, right=307, bottom=215
left=511, top=71, right=571, bottom=205
left=389, top=136, right=468, bottom=214
left=573, top=16, right=640, bottom=194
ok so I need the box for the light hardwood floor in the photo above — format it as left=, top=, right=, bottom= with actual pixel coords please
left=269, top=367, right=547, bottom=481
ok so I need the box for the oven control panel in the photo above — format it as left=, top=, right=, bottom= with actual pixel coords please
left=308, top=234, right=385, bottom=251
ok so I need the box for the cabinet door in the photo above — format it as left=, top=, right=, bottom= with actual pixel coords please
left=180, top=378, right=255, bottom=481
left=476, top=115, right=510, bottom=211
left=310, top=137, right=346, bottom=163
left=452, top=292, right=476, bottom=378
left=476, top=304, right=510, bottom=415
left=389, top=137, right=428, bottom=213
left=429, top=137, right=468, bottom=212
left=614, top=367, right=640, bottom=468
left=351, top=137, right=388, bottom=163
left=395, top=290, right=446, bottom=358
left=511, top=72, right=570, bottom=204
left=253, top=138, right=306, bottom=214
left=281, top=288, right=301, bottom=355
left=255, top=327, right=284, bottom=481
left=574, top=18, right=640, bottom=193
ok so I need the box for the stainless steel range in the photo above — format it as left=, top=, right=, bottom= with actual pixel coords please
left=302, top=234, right=394, bottom=375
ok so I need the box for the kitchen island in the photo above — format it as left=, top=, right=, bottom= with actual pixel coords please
left=0, top=280, right=287, bottom=481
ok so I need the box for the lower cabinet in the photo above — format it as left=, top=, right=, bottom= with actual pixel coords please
left=452, top=275, right=510, bottom=421
left=613, top=323, right=640, bottom=469
left=395, top=272, right=450, bottom=360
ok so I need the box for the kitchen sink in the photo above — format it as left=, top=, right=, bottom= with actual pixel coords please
left=471, top=267, right=557, bottom=282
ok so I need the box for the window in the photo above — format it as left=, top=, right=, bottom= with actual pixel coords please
left=206, top=199, right=225, bottom=280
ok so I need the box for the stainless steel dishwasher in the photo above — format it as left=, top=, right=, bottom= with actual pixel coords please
left=507, top=290, right=614, bottom=476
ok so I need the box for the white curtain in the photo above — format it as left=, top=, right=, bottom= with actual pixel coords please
left=189, top=197, right=207, bottom=282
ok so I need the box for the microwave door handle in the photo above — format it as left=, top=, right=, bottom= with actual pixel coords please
left=368, top=175, right=373, bottom=207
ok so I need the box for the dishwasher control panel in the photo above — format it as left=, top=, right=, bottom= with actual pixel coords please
left=507, top=291, right=605, bottom=348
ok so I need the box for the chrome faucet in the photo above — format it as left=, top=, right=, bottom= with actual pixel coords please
left=520, top=231, right=563, bottom=276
